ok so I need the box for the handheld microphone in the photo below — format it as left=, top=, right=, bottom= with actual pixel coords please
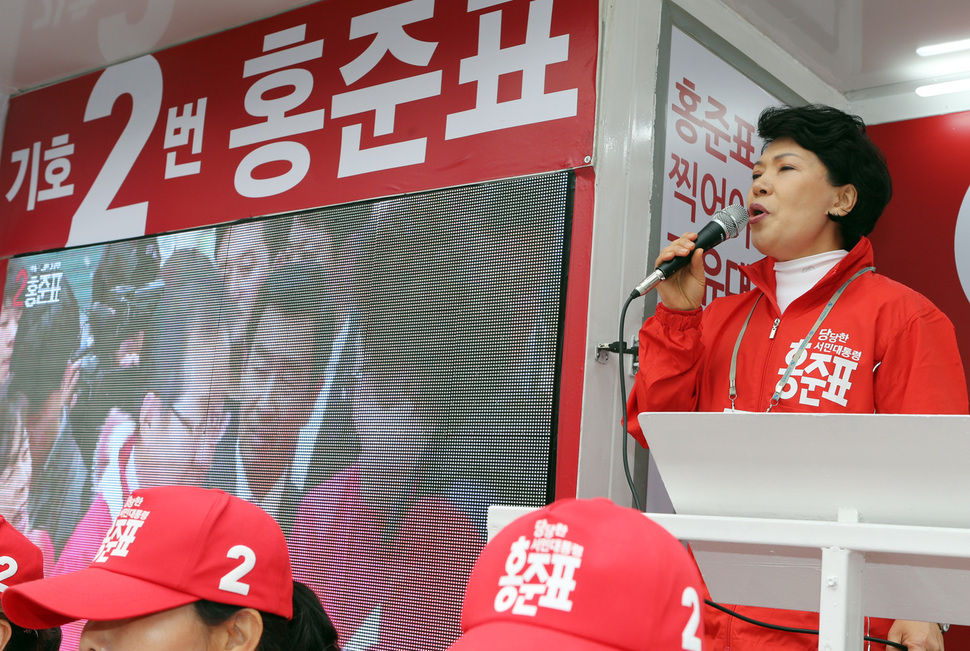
left=631, top=203, right=749, bottom=298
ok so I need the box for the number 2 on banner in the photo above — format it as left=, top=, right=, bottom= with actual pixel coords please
left=67, top=55, right=162, bottom=248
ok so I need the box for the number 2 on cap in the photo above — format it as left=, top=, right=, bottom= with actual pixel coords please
left=681, top=586, right=702, bottom=651
left=0, top=556, right=18, bottom=592
left=219, top=545, right=256, bottom=596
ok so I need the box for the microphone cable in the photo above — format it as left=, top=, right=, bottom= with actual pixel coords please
left=619, top=204, right=746, bottom=509
left=704, top=600, right=908, bottom=650
left=618, top=290, right=641, bottom=511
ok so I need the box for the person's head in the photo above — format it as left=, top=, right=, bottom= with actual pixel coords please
left=748, top=104, right=892, bottom=259
left=448, top=498, right=706, bottom=650
left=1, top=486, right=339, bottom=651
left=352, top=353, right=446, bottom=510
left=134, top=249, right=230, bottom=488
left=278, top=212, right=363, bottom=316
left=0, top=267, right=24, bottom=387
left=0, top=390, right=32, bottom=534
left=352, top=218, right=467, bottom=509
left=278, top=213, right=352, bottom=270
left=135, top=327, right=229, bottom=488
left=351, top=203, right=509, bottom=509
left=194, top=581, right=339, bottom=651
left=236, top=263, right=337, bottom=496
left=215, top=221, right=284, bottom=345
left=0, top=516, right=61, bottom=651
left=8, top=277, right=80, bottom=468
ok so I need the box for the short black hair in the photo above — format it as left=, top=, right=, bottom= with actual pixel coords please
left=194, top=580, right=340, bottom=651
left=140, top=248, right=225, bottom=406
left=0, top=613, right=62, bottom=651
left=215, top=219, right=287, bottom=262
left=757, top=104, right=893, bottom=250
left=241, top=262, right=337, bottom=381
left=8, top=277, right=80, bottom=413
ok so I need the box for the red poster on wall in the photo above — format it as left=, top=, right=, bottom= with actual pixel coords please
left=661, top=26, right=780, bottom=305
left=870, top=110, right=970, bottom=645
left=868, top=111, right=970, bottom=391
left=0, top=0, right=597, bottom=258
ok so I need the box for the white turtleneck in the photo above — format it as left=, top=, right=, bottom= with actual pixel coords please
left=774, top=249, right=849, bottom=314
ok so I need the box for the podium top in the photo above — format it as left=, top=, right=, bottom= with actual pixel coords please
left=638, top=412, right=970, bottom=528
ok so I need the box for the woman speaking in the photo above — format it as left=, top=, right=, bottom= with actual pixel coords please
left=627, top=104, right=967, bottom=651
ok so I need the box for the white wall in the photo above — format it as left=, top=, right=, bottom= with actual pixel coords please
left=578, top=0, right=846, bottom=503
left=851, top=88, right=970, bottom=126
left=576, top=0, right=664, bottom=504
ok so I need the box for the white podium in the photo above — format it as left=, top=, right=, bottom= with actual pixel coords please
left=636, top=412, right=970, bottom=651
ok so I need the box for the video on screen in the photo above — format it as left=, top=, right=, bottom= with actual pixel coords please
left=0, top=171, right=570, bottom=650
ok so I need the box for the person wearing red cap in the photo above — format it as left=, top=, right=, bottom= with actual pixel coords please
left=449, top=497, right=706, bottom=650
left=1, top=486, right=339, bottom=651
left=0, top=515, right=60, bottom=651
left=49, top=251, right=232, bottom=650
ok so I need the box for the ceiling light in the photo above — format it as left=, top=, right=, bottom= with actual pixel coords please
left=915, top=78, right=970, bottom=97
left=917, top=38, right=970, bottom=57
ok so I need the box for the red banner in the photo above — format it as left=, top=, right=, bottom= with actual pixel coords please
left=0, top=0, right=597, bottom=257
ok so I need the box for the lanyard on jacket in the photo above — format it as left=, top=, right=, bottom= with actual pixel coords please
left=728, top=266, right=875, bottom=412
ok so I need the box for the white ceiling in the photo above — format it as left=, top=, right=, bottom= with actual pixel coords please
left=720, top=0, right=970, bottom=99
left=0, top=0, right=969, bottom=110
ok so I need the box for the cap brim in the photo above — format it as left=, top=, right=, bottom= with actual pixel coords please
left=450, top=620, right=623, bottom=651
left=3, top=567, right=199, bottom=629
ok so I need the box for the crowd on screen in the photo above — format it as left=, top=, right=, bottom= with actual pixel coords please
left=0, top=190, right=560, bottom=650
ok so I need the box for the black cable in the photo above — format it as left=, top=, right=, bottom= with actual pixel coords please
left=704, top=600, right=818, bottom=636
left=704, top=600, right=908, bottom=650
left=618, top=291, right=641, bottom=511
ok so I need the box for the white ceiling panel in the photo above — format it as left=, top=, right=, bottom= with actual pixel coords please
left=720, top=0, right=970, bottom=97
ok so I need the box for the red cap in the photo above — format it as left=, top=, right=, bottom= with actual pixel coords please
left=0, top=515, right=45, bottom=594
left=2, top=486, right=293, bottom=629
left=450, top=498, right=705, bottom=650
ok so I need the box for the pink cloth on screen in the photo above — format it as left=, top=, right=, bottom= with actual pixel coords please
left=290, top=465, right=481, bottom=651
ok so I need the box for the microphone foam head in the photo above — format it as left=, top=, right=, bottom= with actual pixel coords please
left=714, top=204, right=749, bottom=239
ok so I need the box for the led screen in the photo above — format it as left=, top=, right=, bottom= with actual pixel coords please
left=0, top=171, right=570, bottom=649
